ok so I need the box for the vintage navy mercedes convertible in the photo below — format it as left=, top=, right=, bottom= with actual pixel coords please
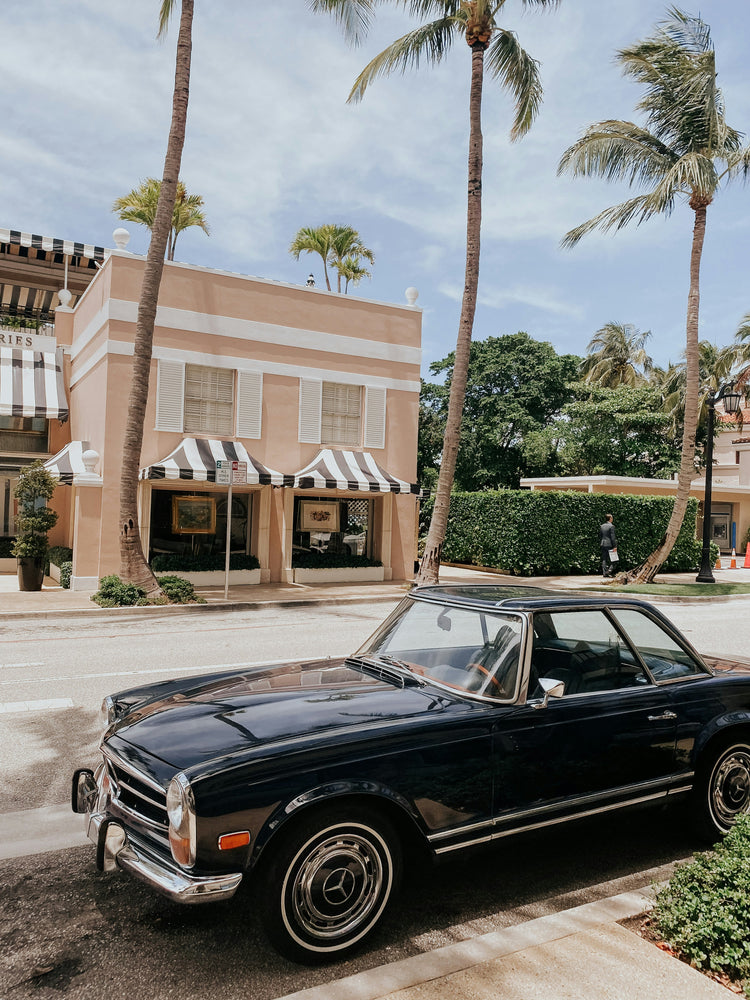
left=73, top=586, right=750, bottom=962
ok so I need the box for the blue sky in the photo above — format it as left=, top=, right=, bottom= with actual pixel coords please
left=4, top=0, right=750, bottom=377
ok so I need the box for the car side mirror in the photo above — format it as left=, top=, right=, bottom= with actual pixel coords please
left=531, top=676, right=565, bottom=710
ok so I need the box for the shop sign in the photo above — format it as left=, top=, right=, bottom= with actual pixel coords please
left=216, top=460, right=247, bottom=485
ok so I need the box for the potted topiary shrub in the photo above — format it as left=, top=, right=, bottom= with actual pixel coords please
left=12, top=461, right=59, bottom=592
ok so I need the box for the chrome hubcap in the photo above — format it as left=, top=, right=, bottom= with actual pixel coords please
left=291, top=832, right=385, bottom=941
left=711, top=748, right=750, bottom=829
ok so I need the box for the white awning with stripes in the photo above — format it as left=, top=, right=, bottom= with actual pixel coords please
left=44, top=440, right=101, bottom=486
left=289, top=449, right=419, bottom=494
left=140, top=438, right=284, bottom=485
left=0, top=347, right=69, bottom=421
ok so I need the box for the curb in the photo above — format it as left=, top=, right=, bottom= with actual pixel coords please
left=275, top=887, right=657, bottom=1000
left=0, top=591, right=403, bottom=624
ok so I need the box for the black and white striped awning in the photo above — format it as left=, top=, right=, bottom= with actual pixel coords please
left=140, top=438, right=285, bottom=485
left=0, top=228, right=106, bottom=321
left=44, top=440, right=94, bottom=485
left=289, top=449, right=420, bottom=494
left=0, top=347, right=69, bottom=420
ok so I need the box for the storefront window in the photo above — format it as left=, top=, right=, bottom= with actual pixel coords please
left=292, top=496, right=373, bottom=566
left=0, top=416, right=48, bottom=453
left=149, top=489, right=251, bottom=562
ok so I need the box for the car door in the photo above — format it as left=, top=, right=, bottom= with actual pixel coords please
left=491, top=608, right=678, bottom=832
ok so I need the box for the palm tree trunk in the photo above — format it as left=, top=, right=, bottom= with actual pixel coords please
left=119, top=0, right=193, bottom=596
left=322, top=256, right=332, bottom=292
left=415, top=43, right=484, bottom=586
left=625, top=203, right=707, bottom=583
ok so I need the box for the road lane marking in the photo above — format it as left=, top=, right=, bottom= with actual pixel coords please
left=0, top=662, right=44, bottom=669
left=0, top=804, right=88, bottom=860
left=0, top=657, right=351, bottom=687
left=0, top=697, right=74, bottom=714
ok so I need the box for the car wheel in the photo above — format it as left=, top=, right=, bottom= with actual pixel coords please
left=258, top=804, right=402, bottom=963
left=694, top=738, right=750, bottom=839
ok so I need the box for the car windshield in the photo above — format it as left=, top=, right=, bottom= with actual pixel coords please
left=356, top=597, right=524, bottom=700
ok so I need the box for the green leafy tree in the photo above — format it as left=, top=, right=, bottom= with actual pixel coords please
left=119, top=0, right=194, bottom=597
left=544, top=383, right=682, bottom=479
left=289, top=223, right=374, bottom=292
left=113, top=178, right=209, bottom=260
left=315, top=0, right=561, bottom=584
left=422, top=333, right=580, bottom=489
left=558, top=7, right=750, bottom=583
left=580, top=322, right=653, bottom=387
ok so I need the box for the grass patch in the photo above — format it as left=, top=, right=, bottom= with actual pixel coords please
left=585, top=582, right=750, bottom=597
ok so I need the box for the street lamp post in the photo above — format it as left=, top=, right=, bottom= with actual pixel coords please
left=696, top=383, right=742, bottom=583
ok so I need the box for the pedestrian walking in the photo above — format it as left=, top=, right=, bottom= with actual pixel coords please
left=599, top=514, right=618, bottom=577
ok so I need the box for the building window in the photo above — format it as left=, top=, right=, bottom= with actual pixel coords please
left=0, top=416, right=49, bottom=454
left=321, top=382, right=361, bottom=446
left=183, top=365, right=234, bottom=436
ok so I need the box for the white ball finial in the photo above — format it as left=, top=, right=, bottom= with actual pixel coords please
left=405, top=287, right=419, bottom=306
left=113, top=227, right=131, bottom=250
left=82, top=449, right=100, bottom=474
left=57, top=288, right=73, bottom=308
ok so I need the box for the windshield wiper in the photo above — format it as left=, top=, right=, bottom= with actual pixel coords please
left=348, top=654, right=424, bottom=688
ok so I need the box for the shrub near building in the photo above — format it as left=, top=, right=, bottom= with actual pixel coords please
left=420, top=491, right=703, bottom=576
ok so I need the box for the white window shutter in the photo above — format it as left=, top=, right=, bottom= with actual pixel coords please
left=236, top=370, right=263, bottom=439
left=363, top=386, right=386, bottom=450
left=299, top=378, right=322, bottom=444
left=155, top=359, right=185, bottom=432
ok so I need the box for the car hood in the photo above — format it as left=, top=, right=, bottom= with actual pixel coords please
left=107, top=657, right=453, bottom=770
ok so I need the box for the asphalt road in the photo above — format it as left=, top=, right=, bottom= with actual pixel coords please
left=0, top=597, right=746, bottom=999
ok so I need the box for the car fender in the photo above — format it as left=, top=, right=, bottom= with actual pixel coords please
left=691, top=709, right=750, bottom=765
left=249, top=778, right=429, bottom=864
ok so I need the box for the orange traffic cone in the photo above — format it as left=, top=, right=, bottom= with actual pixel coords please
left=744, top=544, right=750, bottom=569
left=730, top=548, right=738, bottom=569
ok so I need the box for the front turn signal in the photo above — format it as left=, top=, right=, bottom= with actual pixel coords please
left=218, top=831, right=251, bottom=851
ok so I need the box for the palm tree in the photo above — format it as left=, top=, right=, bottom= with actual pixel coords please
left=314, top=0, right=560, bottom=585
left=337, top=254, right=373, bottom=292
left=328, top=225, right=375, bottom=292
left=580, top=322, right=653, bottom=388
left=558, top=7, right=750, bottom=583
left=113, top=178, right=209, bottom=260
left=119, top=0, right=194, bottom=596
left=289, top=223, right=374, bottom=292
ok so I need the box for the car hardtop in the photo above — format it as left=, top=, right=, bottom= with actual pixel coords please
left=410, top=584, right=660, bottom=615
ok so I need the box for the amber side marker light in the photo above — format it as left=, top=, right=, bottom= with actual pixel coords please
left=218, top=831, right=251, bottom=851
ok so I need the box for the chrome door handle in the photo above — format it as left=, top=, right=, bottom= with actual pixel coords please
left=648, top=710, right=677, bottom=721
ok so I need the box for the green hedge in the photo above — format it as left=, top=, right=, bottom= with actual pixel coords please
left=150, top=552, right=260, bottom=572
left=0, top=537, right=15, bottom=558
left=420, top=490, right=702, bottom=576
left=47, top=546, right=73, bottom=571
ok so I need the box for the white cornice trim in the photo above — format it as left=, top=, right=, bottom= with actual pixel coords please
left=69, top=297, right=421, bottom=368
left=70, top=339, right=420, bottom=393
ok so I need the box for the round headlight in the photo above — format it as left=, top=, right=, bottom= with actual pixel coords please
left=99, top=695, right=116, bottom=732
left=166, top=779, right=186, bottom=829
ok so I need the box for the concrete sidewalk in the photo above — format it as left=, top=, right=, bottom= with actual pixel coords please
left=2, top=563, right=750, bottom=621
left=277, top=888, right=731, bottom=1000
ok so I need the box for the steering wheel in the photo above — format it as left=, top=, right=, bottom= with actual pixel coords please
left=464, top=660, right=505, bottom=694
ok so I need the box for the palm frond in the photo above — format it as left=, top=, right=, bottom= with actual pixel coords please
left=558, top=120, right=675, bottom=186
left=347, top=16, right=458, bottom=102
left=309, top=0, right=376, bottom=44
left=158, top=0, right=177, bottom=38
left=653, top=150, right=718, bottom=200
left=724, top=145, right=750, bottom=182
left=561, top=191, right=673, bottom=248
left=485, top=29, right=542, bottom=140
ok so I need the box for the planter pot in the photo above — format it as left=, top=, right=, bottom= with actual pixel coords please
left=49, top=561, right=61, bottom=583
left=156, top=569, right=261, bottom=587
left=17, top=556, right=45, bottom=592
left=293, top=566, right=385, bottom=584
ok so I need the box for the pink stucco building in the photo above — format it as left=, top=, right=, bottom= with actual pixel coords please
left=1, top=230, right=422, bottom=591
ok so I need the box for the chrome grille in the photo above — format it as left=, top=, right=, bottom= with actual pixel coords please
left=103, top=749, right=169, bottom=837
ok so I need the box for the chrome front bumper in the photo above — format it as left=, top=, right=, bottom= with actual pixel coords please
left=73, top=768, right=242, bottom=904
